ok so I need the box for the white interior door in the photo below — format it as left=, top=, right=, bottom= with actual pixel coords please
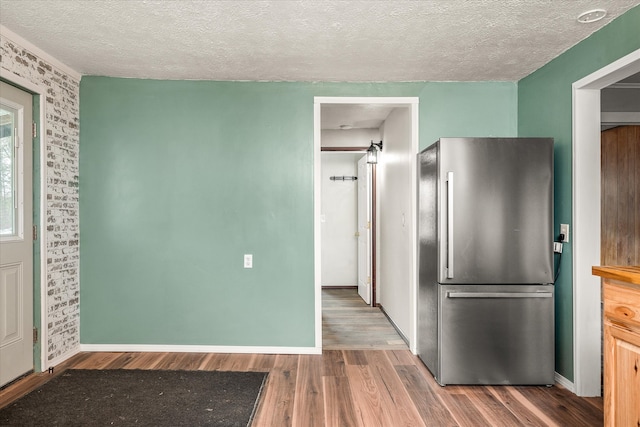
left=321, top=153, right=360, bottom=287
left=0, top=81, right=33, bottom=387
left=357, top=155, right=372, bottom=305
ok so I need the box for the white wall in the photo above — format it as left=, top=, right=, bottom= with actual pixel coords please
left=321, top=153, right=362, bottom=286
left=377, top=107, right=413, bottom=337
left=321, top=128, right=379, bottom=148
left=601, top=87, right=640, bottom=112
left=600, top=86, right=640, bottom=128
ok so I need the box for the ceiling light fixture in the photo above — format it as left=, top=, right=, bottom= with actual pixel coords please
left=339, top=124, right=353, bottom=130
left=577, top=9, right=607, bottom=24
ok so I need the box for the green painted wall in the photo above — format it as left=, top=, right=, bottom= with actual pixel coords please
left=79, top=78, right=516, bottom=347
left=419, top=82, right=518, bottom=146
left=518, top=5, right=640, bottom=380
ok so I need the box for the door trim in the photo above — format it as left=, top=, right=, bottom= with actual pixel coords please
left=572, top=48, right=640, bottom=396
left=314, top=96, right=419, bottom=353
left=321, top=147, right=367, bottom=152
left=371, top=163, right=377, bottom=307
left=322, top=145, right=371, bottom=304
left=1, top=73, right=48, bottom=372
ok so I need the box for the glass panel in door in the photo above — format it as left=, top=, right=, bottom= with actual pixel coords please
left=0, top=106, right=17, bottom=237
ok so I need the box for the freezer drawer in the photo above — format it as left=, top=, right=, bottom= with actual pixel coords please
left=438, top=284, right=554, bottom=385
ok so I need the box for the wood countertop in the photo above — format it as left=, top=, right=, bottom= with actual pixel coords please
left=592, top=266, right=640, bottom=285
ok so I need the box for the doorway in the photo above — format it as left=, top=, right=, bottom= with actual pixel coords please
left=313, top=97, right=419, bottom=352
left=320, top=151, right=370, bottom=301
left=601, top=125, right=640, bottom=266
left=0, top=81, right=34, bottom=387
left=0, top=73, right=46, bottom=378
left=572, top=48, right=640, bottom=396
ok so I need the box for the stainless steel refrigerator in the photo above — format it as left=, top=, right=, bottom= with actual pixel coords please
left=418, top=137, right=555, bottom=385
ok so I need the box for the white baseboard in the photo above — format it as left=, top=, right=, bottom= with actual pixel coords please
left=45, top=346, right=81, bottom=371
left=379, top=304, right=410, bottom=346
left=79, top=344, right=322, bottom=355
left=555, top=371, right=576, bottom=393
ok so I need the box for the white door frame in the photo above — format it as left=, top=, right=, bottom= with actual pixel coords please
left=313, top=96, right=419, bottom=352
left=1, top=73, right=48, bottom=372
left=572, top=48, right=640, bottom=396
left=356, top=154, right=372, bottom=305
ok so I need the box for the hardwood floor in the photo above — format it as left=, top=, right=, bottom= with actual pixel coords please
left=322, top=288, right=408, bottom=350
left=1, top=350, right=603, bottom=426
left=1, top=290, right=603, bottom=426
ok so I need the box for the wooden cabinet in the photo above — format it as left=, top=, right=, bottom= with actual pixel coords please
left=593, top=266, right=640, bottom=427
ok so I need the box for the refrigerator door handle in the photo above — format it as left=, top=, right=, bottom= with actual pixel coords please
left=446, top=291, right=553, bottom=299
left=446, top=171, right=454, bottom=278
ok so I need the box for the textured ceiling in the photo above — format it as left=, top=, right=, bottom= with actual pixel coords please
left=1, top=0, right=639, bottom=82
left=619, top=71, right=640, bottom=83
left=321, top=104, right=397, bottom=129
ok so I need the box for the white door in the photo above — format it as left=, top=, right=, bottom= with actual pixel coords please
left=0, top=81, right=34, bottom=387
left=357, top=155, right=371, bottom=305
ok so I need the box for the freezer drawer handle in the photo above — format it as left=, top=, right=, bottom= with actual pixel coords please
left=446, top=171, right=454, bottom=279
left=447, top=292, right=553, bottom=299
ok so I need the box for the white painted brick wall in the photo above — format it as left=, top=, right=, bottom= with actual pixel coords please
left=1, top=31, right=80, bottom=364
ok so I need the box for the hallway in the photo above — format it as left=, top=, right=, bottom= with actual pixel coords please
left=322, top=288, right=408, bottom=350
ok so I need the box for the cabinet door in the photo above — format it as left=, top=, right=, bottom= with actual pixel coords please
left=604, top=322, right=640, bottom=427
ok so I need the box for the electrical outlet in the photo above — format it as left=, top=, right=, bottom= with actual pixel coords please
left=244, top=254, right=253, bottom=269
left=560, top=224, right=569, bottom=243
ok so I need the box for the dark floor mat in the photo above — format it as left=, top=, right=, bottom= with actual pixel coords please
left=0, top=369, right=268, bottom=426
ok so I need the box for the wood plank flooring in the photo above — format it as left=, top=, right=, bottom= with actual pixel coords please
left=323, top=288, right=408, bottom=350
left=0, top=350, right=603, bottom=426
left=1, top=289, right=603, bottom=426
